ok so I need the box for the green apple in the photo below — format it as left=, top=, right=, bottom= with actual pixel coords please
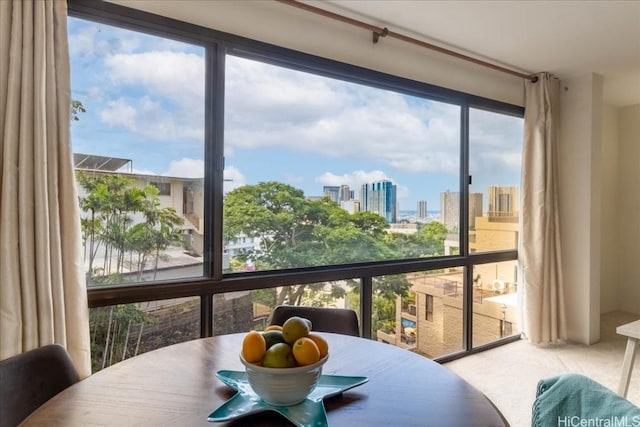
left=281, top=316, right=311, bottom=344
left=262, top=343, right=296, bottom=368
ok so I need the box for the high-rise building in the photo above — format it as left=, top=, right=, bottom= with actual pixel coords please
left=339, top=185, right=353, bottom=202
left=360, top=180, right=397, bottom=223
left=440, top=191, right=483, bottom=231
left=469, top=193, right=483, bottom=229
left=417, top=200, right=428, bottom=221
left=322, top=186, right=340, bottom=203
left=340, top=200, right=360, bottom=214
left=488, top=186, right=518, bottom=217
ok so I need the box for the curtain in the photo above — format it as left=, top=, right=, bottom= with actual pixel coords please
left=0, top=0, right=91, bottom=377
left=519, top=72, right=567, bottom=344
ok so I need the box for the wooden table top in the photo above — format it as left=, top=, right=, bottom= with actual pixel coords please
left=22, top=333, right=508, bottom=426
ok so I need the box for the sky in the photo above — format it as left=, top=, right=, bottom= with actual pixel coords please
left=68, top=17, right=523, bottom=212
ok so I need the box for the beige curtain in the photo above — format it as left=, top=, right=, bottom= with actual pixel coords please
left=519, top=72, right=567, bottom=344
left=0, top=0, right=91, bottom=377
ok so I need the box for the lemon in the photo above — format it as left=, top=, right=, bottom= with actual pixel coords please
left=308, top=333, right=329, bottom=358
left=242, top=330, right=266, bottom=363
left=292, top=337, right=320, bottom=366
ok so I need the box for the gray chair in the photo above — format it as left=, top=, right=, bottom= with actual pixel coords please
left=0, top=344, right=80, bottom=427
left=268, top=305, right=360, bottom=336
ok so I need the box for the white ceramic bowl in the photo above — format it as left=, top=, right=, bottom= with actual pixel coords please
left=239, top=353, right=329, bottom=406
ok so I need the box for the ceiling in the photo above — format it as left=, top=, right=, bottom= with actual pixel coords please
left=319, top=0, right=640, bottom=106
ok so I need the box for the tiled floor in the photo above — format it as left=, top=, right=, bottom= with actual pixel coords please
left=445, top=311, right=640, bottom=426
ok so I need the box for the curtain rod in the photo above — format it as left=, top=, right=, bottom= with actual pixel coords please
left=276, top=0, right=536, bottom=82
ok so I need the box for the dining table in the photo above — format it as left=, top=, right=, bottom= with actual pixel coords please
left=21, top=333, right=508, bottom=426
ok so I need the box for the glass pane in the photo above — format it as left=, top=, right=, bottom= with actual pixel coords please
left=223, top=55, right=460, bottom=273
left=213, top=283, right=360, bottom=335
left=68, top=17, right=205, bottom=286
left=373, top=269, right=465, bottom=358
left=468, top=108, right=523, bottom=252
left=472, top=261, right=520, bottom=347
left=90, top=297, right=200, bottom=372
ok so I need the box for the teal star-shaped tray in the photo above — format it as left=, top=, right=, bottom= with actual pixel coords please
left=208, top=370, right=368, bottom=427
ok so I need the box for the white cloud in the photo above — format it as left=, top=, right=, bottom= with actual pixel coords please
left=164, top=158, right=204, bottom=178
left=131, top=167, right=158, bottom=176
left=92, top=50, right=205, bottom=143
left=105, top=51, right=204, bottom=104
left=99, top=96, right=202, bottom=142
left=315, top=170, right=390, bottom=189
left=223, top=166, right=246, bottom=193
left=224, top=56, right=462, bottom=175
left=469, top=108, right=524, bottom=174
left=99, top=99, right=137, bottom=129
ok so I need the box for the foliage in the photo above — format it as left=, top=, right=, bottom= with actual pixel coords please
left=76, top=172, right=185, bottom=284
left=77, top=172, right=186, bottom=371
left=71, top=99, right=86, bottom=121
left=224, top=181, right=449, bottom=311
left=90, top=304, right=152, bottom=372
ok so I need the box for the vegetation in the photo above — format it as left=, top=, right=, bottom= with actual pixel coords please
left=223, top=181, right=448, bottom=314
left=77, top=172, right=184, bottom=283
left=77, top=172, right=185, bottom=371
left=79, top=177, right=448, bottom=370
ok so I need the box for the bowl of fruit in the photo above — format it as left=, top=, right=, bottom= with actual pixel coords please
left=240, top=316, right=329, bottom=406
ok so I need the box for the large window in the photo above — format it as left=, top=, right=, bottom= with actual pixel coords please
left=68, top=1, right=523, bottom=370
left=68, top=17, right=205, bottom=286
left=223, top=55, right=459, bottom=272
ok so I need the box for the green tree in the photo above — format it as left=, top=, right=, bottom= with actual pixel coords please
left=77, top=173, right=184, bottom=282
left=223, top=181, right=409, bottom=306
left=415, top=221, right=448, bottom=256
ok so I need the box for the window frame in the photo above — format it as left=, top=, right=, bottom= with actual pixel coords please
left=68, top=0, right=523, bottom=362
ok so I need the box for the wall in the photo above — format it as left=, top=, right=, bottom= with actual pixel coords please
left=600, top=105, right=619, bottom=313
left=615, top=104, right=640, bottom=314
left=558, top=73, right=602, bottom=344
left=108, top=0, right=524, bottom=107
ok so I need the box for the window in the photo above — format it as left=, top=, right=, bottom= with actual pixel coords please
left=150, top=181, right=171, bottom=196
left=223, top=54, right=459, bottom=273
left=426, top=295, right=434, bottom=321
left=69, top=1, right=523, bottom=368
left=468, top=108, right=523, bottom=252
left=68, top=17, right=205, bottom=287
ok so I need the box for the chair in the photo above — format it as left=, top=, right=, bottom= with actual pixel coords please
left=0, top=344, right=80, bottom=427
left=268, top=305, right=360, bottom=337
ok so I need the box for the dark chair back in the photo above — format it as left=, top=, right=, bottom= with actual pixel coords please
left=268, top=305, right=360, bottom=336
left=0, top=344, right=80, bottom=427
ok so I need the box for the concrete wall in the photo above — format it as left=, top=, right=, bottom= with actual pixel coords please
left=615, top=105, right=640, bottom=314
left=558, top=73, right=603, bottom=344
left=600, top=103, right=640, bottom=316
left=600, top=105, right=620, bottom=313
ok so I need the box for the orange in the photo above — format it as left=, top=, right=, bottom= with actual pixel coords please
left=307, top=333, right=329, bottom=358
left=292, top=337, right=320, bottom=366
left=242, top=330, right=266, bottom=363
left=265, top=325, right=283, bottom=332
